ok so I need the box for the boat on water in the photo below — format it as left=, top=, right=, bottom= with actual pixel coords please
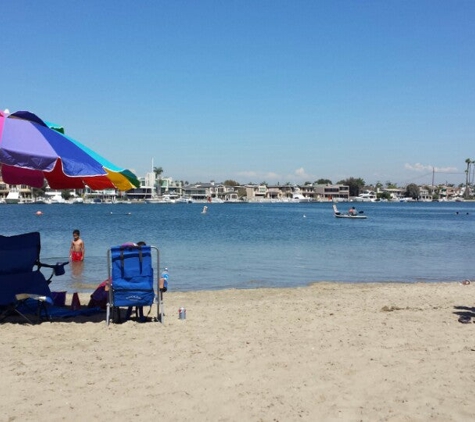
left=5, top=190, right=21, bottom=204
left=194, top=197, right=225, bottom=204
left=48, top=193, right=66, bottom=204
left=291, top=193, right=313, bottom=203
left=145, top=194, right=176, bottom=204
left=353, top=190, right=377, bottom=202
left=145, top=197, right=163, bottom=204
left=332, top=204, right=367, bottom=219
left=175, top=196, right=194, bottom=203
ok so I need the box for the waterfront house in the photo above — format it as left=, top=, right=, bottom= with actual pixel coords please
left=313, top=184, right=350, bottom=201
left=184, top=181, right=233, bottom=201
left=0, top=182, right=33, bottom=203
left=244, top=184, right=268, bottom=201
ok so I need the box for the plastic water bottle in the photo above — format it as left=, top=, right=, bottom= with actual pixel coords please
left=161, top=267, right=169, bottom=291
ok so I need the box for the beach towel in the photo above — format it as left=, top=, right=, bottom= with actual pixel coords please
left=88, top=280, right=109, bottom=309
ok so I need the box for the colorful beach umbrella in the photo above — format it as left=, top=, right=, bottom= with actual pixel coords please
left=0, top=109, right=140, bottom=190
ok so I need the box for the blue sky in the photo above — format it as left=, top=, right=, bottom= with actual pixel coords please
left=1, top=1, right=474, bottom=186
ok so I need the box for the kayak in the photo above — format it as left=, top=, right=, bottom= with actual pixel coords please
left=335, top=213, right=367, bottom=219
left=332, top=204, right=367, bottom=219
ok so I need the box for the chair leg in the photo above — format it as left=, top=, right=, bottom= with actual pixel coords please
left=1, top=298, right=51, bottom=324
left=37, top=301, right=51, bottom=323
left=157, top=290, right=164, bottom=323
left=0, top=306, right=34, bottom=324
left=14, top=308, right=34, bottom=324
left=113, top=307, right=122, bottom=323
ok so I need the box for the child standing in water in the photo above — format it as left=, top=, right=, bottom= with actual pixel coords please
left=70, top=229, right=85, bottom=262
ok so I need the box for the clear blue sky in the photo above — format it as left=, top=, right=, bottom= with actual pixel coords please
left=1, top=1, right=474, bottom=186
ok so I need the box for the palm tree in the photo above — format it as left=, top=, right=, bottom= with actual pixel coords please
left=153, top=166, right=163, bottom=196
left=464, top=159, right=472, bottom=199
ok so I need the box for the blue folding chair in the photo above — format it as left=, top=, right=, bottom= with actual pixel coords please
left=0, top=232, right=68, bottom=324
left=106, top=244, right=162, bottom=324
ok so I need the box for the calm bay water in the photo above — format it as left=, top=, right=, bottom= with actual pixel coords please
left=1, top=201, right=474, bottom=293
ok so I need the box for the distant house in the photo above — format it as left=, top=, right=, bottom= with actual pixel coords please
left=380, top=188, right=405, bottom=201
left=299, top=184, right=315, bottom=200
left=418, top=187, right=432, bottom=202
left=245, top=184, right=268, bottom=201
left=313, top=184, right=349, bottom=201
left=438, top=185, right=460, bottom=201
left=243, top=183, right=349, bottom=202
left=0, top=181, right=33, bottom=202
left=159, top=177, right=184, bottom=197
left=125, top=176, right=154, bottom=200
left=266, top=185, right=284, bottom=200
left=184, top=181, right=234, bottom=201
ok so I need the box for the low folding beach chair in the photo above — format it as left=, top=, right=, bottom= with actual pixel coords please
left=0, top=232, right=68, bottom=324
left=106, top=244, right=163, bottom=325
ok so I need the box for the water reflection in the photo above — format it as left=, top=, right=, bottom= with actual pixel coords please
left=70, top=261, right=84, bottom=279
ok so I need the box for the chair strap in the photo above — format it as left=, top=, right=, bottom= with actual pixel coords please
left=119, top=245, right=143, bottom=274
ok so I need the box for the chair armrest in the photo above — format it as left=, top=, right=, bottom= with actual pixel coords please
left=15, top=294, right=54, bottom=305
left=38, top=261, right=69, bottom=276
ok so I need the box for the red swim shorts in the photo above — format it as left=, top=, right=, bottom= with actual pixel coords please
left=71, top=251, right=83, bottom=262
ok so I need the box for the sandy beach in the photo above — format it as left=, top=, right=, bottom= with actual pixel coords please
left=1, top=282, right=475, bottom=421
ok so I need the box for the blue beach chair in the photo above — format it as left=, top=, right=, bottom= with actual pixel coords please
left=0, top=232, right=68, bottom=324
left=106, top=244, right=163, bottom=324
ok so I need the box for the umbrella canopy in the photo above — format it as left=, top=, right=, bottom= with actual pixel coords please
left=0, top=109, right=140, bottom=190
